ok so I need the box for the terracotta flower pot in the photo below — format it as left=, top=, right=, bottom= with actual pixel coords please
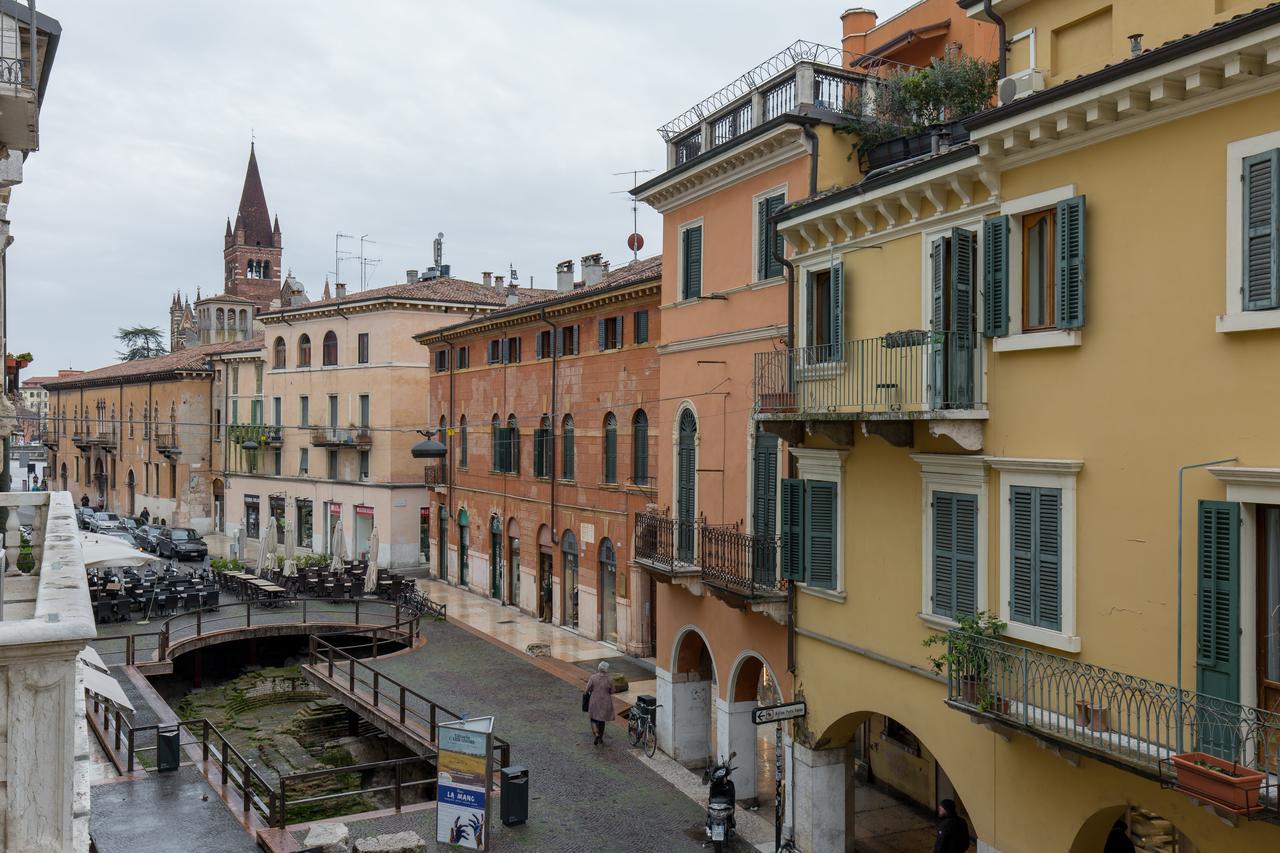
left=1171, top=752, right=1265, bottom=813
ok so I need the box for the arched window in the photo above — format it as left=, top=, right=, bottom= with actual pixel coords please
left=534, top=414, right=551, bottom=478
left=562, top=415, right=575, bottom=480
left=128, top=404, right=134, bottom=438
left=677, top=409, right=697, bottom=561
left=273, top=336, right=286, bottom=369
left=216, top=308, right=225, bottom=330
left=322, top=331, right=338, bottom=366
left=603, top=412, right=618, bottom=484
left=247, top=260, right=254, bottom=277
left=632, top=409, right=649, bottom=485
left=490, top=414, right=501, bottom=471
left=599, top=538, right=618, bottom=643
left=239, top=309, right=248, bottom=330
left=298, top=334, right=312, bottom=367
left=263, top=261, right=271, bottom=279
left=507, top=414, right=520, bottom=474
left=459, top=416, right=469, bottom=468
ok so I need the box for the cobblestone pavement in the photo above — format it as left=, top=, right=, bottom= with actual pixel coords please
left=345, top=618, right=718, bottom=853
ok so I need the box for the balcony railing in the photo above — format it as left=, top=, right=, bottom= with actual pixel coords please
left=945, top=633, right=1280, bottom=819
left=262, top=425, right=284, bottom=447
left=422, top=462, right=447, bottom=486
left=310, top=427, right=372, bottom=449
left=753, top=331, right=985, bottom=417
left=155, top=429, right=179, bottom=455
left=89, top=427, right=117, bottom=450
left=634, top=511, right=784, bottom=597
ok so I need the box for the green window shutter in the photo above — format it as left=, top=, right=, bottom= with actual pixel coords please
left=1196, top=500, right=1241, bottom=702
left=1034, top=488, right=1062, bottom=631
left=949, top=228, right=976, bottom=407
left=983, top=215, right=1010, bottom=337
left=598, top=319, right=607, bottom=351
left=830, top=262, right=844, bottom=361
left=929, top=236, right=947, bottom=409
left=806, top=480, right=837, bottom=590
left=616, top=316, right=624, bottom=347
left=635, top=310, right=649, bottom=344
left=767, top=195, right=785, bottom=279
left=953, top=493, right=978, bottom=617
left=751, top=432, right=779, bottom=584
left=563, top=425, right=575, bottom=480
left=1009, top=485, right=1035, bottom=625
left=780, top=479, right=806, bottom=581
left=535, top=333, right=544, bottom=360
left=683, top=226, right=702, bottom=299
left=757, top=198, right=769, bottom=280
left=604, top=425, right=617, bottom=483
left=1055, top=195, right=1086, bottom=329
left=1243, top=151, right=1280, bottom=310
left=932, top=491, right=956, bottom=619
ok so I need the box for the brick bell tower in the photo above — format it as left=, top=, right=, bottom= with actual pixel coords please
left=223, top=142, right=282, bottom=310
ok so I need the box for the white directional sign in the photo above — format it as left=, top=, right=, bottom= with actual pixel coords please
left=752, top=700, right=806, bottom=725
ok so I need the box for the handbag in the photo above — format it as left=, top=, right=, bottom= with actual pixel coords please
left=582, top=690, right=591, bottom=713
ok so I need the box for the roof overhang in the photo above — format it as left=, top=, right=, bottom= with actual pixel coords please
left=259, top=297, right=498, bottom=324
left=957, top=0, right=1030, bottom=22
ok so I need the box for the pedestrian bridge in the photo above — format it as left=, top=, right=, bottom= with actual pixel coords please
left=94, top=596, right=434, bottom=674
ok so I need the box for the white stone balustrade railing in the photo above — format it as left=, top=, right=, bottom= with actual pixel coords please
left=0, top=490, right=95, bottom=851
left=0, top=490, right=50, bottom=573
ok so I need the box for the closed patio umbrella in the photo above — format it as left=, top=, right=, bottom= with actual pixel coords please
left=363, top=526, right=381, bottom=593
left=236, top=524, right=248, bottom=569
left=260, top=516, right=278, bottom=575
left=283, top=520, right=297, bottom=577
left=330, top=520, right=346, bottom=572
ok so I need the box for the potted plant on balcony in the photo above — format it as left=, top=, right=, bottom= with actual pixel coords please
left=923, top=611, right=1009, bottom=713
left=1170, top=752, right=1265, bottom=813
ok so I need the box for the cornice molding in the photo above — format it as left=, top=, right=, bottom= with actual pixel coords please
left=655, top=323, right=786, bottom=355
left=640, top=127, right=808, bottom=213
left=986, top=457, right=1083, bottom=474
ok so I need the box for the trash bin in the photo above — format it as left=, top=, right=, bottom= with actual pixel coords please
left=635, top=694, right=657, bottom=723
left=500, top=765, right=528, bottom=826
left=156, top=725, right=181, bottom=772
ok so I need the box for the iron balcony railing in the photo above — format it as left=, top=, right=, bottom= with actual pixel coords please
left=310, top=426, right=373, bottom=448
left=634, top=511, right=784, bottom=596
left=753, top=331, right=985, bottom=417
left=422, top=462, right=447, bottom=486
left=945, top=632, right=1280, bottom=819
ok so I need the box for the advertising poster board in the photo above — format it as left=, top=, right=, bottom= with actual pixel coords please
left=437, top=716, right=494, bottom=849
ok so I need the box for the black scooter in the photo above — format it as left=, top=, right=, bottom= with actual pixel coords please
left=702, top=751, right=737, bottom=851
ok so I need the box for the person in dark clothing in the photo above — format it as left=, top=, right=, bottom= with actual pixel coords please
left=933, top=799, right=970, bottom=853
left=80, top=494, right=89, bottom=507
left=1103, top=819, right=1135, bottom=853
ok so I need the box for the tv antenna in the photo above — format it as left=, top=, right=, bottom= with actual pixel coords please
left=333, top=233, right=353, bottom=286
left=613, top=168, right=655, bottom=260
left=359, top=235, right=381, bottom=291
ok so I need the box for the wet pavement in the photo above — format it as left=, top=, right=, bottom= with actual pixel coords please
left=90, top=766, right=256, bottom=852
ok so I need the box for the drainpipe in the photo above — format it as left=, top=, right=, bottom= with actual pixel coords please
left=444, top=332, right=456, bottom=526
left=27, top=1, right=37, bottom=103
left=540, top=308, right=559, bottom=545
left=1174, top=456, right=1236, bottom=752
left=772, top=221, right=797, bottom=349
left=982, top=0, right=1008, bottom=79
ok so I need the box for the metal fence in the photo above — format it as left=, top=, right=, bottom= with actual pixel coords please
left=634, top=512, right=783, bottom=596
left=753, top=331, right=983, bottom=415
left=945, top=632, right=1280, bottom=818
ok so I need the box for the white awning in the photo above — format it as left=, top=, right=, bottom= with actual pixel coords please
left=79, top=532, right=154, bottom=568
left=78, top=662, right=134, bottom=712
left=77, top=646, right=110, bottom=675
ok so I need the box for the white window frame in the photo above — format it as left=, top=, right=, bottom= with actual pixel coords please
left=912, top=453, right=989, bottom=629
left=796, top=258, right=841, bottom=362
left=791, top=447, right=847, bottom=599
left=994, top=185, right=1083, bottom=352
left=676, top=217, right=705, bottom=303
left=989, top=457, right=1083, bottom=653
left=1219, top=130, right=1280, bottom=333
left=752, top=184, right=789, bottom=284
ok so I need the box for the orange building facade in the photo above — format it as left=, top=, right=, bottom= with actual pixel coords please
left=417, top=258, right=661, bottom=654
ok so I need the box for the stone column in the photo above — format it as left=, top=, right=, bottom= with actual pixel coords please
left=715, top=698, right=758, bottom=798
left=666, top=670, right=713, bottom=768
left=790, top=741, right=853, bottom=853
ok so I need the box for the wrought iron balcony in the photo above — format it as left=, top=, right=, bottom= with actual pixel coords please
left=155, top=429, right=179, bottom=456
left=70, top=431, right=90, bottom=450
left=262, top=425, right=284, bottom=447
left=310, top=427, right=372, bottom=449
left=753, top=331, right=986, bottom=420
left=88, top=427, right=117, bottom=451
left=633, top=511, right=784, bottom=599
left=423, top=462, right=448, bottom=486
left=39, top=430, right=58, bottom=451
left=944, top=632, right=1280, bottom=820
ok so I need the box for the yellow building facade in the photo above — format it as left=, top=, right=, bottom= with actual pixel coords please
left=763, top=2, right=1280, bottom=850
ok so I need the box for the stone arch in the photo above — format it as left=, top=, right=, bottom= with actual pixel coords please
left=1070, top=804, right=1198, bottom=853
left=666, top=625, right=718, bottom=768
left=506, top=517, right=521, bottom=607
left=125, top=469, right=136, bottom=516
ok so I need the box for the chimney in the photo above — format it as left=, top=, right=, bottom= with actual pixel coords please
left=494, top=274, right=505, bottom=291
left=482, top=271, right=493, bottom=287
left=556, top=260, right=575, bottom=292
left=581, top=253, right=605, bottom=287
left=506, top=283, right=520, bottom=306
left=1128, top=33, right=1144, bottom=57
left=841, top=7, right=878, bottom=55
left=406, top=269, right=419, bottom=284
left=335, top=282, right=347, bottom=299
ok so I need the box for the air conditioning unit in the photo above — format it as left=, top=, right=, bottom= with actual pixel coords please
left=998, top=69, right=1046, bottom=106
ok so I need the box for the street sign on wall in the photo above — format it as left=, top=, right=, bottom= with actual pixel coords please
left=437, top=717, right=495, bottom=850
left=751, top=701, right=806, bottom=725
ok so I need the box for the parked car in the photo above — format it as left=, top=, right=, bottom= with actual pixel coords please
left=134, top=524, right=162, bottom=553
left=90, top=512, right=123, bottom=533
left=103, top=531, right=139, bottom=547
left=76, top=506, right=95, bottom=530
left=119, top=518, right=139, bottom=534
left=157, top=527, right=207, bottom=561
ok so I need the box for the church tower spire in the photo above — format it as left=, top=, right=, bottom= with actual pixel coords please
left=223, top=141, right=283, bottom=310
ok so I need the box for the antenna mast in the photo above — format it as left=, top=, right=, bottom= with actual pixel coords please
left=334, top=232, right=353, bottom=286
left=613, top=168, right=655, bottom=261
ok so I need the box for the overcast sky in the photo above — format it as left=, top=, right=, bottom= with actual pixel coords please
left=11, top=0, right=918, bottom=372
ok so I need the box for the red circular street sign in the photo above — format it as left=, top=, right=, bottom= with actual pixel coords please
left=627, top=232, right=645, bottom=252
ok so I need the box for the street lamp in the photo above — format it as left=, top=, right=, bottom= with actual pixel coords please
left=411, top=428, right=446, bottom=460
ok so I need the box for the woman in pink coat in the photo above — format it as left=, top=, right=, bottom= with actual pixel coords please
left=585, top=660, right=615, bottom=745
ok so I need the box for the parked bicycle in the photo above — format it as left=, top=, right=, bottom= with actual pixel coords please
left=627, top=695, right=659, bottom=757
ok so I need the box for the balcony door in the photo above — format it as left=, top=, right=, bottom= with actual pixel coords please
left=676, top=410, right=697, bottom=563
left=1258, top=506, right=1280, bottom=763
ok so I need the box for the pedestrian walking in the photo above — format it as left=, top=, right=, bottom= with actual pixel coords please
left=585, top=661, right=615, bottom=746
left=139, top=507, right=150, bottom=524
left=80, top=494, right=89, bottom=507
left=933, top=799, right=970, bottom=853
left=1103, top=819, right=1135, bottom=853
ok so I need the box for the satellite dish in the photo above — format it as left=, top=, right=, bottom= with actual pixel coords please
left=627, top=233, right=645, bottom=252
left=998, top=76, right=1018, bottom=106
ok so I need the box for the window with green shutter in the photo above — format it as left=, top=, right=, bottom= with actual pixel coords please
left=603, top=412, right=618, bottom=484
left=949, top=228, right=976, bottom=406
left=677, top=410, right=697, bottom=562
left=983, top=215, right=1009, bottom=337
left=932, top=491, right=978, bottom=619
left=777, top=477, right=839, bottom=590
left=562, top=415, right=575, bottom=480
left=1243, top=150, right=1280, bottom=311
left=757, top=193, right=785, bottom=281
left=751, top=432, right=779, bottom=584
left=682, top=225, right=703, bottom=300
left=1196, top=500, right=1240, bottom=706
left=780, top=479, right=805, bottom=581
left=1054, top=195, right=1086, bottom=329
left=930, top=236, right=947, bottom=409
left=1009, top=485, right=1062, bottom=630
left=634, top=310, right=650, bottom=344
